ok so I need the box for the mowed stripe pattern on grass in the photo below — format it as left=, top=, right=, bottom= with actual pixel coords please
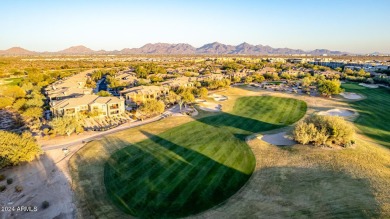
left=104, top=96, right=307, bottom=218
left=342, top=83, right=390, bottom=148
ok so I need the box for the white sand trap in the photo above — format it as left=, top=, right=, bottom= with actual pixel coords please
left=260, top=132, right=296, bottom=146
left=340, top=92, right=363, bottom=100
left=198, top=102, right=221, bottom=112
left=210, top=94, right=228, bottom=101
left=318, top=108, right=355, bottom=117
left=359, top=83, right=379, bottom=88
left=195, top=98, right=206, bottom=103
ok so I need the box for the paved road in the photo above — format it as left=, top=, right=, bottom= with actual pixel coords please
left=41, top=105, right=181, bottom=151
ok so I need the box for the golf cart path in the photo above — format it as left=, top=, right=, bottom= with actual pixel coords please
left=40, top=105, right=182, bottom=151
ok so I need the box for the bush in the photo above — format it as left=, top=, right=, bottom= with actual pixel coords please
left=293, top=115, right=355, bottom=147
left=7, top=178, right=13, bottom=185
left=0, top=131, right=42, bottom=169
left=15, top=185, right=23, bottom=192
left=0, top=185, right=6, bottom=192
left=42, top=201, right=50, bottom=209
left=0, top=174, right=5, bottom=181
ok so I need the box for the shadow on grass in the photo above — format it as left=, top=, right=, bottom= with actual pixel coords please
left=101, top=97, right=306, bottom=218
left=104, top=132, right=252, bottom=218
left=71, top=94, right=383, bottom=218
left=196, top=112, right=284, bottom=140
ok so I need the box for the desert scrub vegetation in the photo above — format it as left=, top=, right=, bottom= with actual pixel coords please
left=293, top=115, right=355, bottom=147
left=0, top=131, right=42, bottom=169
left=42, top=201, right=50, bottom=209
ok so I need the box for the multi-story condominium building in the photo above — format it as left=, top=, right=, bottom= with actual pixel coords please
left=45, top=70, right=93, bottom=101
left=120, top=85, right=169, bottom=106
left=50, top=94, right=125, bottom=117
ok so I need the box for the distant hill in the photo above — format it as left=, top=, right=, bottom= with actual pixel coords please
left=196, top=42, right=236, bottom=54
left=0, top=43, right=350, bottom=56
left=0, top=47, right=36, bottom=55
left=58, top=45, right=96, bottom=55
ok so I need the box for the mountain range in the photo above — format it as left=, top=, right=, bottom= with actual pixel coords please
left=0, top=42, right=349, bottom=56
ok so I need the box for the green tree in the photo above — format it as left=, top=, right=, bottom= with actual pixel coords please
left=318, top=79, right=343, bottom=97
left=12, top=98, right=26, bottom=111
left=233, top=76, right=242, bottom=83
left=1, top=86, right=26, bottom=99
left=96, top=90, right=112, bottom=97
left=0, top=97, right=14, bottom=109
left=198, top=87, right=208, bottom=99
left=26, top=68, right=44, bottom=85
left=252, top=74, right=265, bottom=83
left=0, top=131, right=42, bottom=169
left=25, top=95, right=44, bottom=108
left=244, top=76, right=253, bottom=84
left=50, top=116, right=84, bottom=136
left=163, top=92, right=180, bottom=105
left=149, top=75, right=163, bottom=83
left=343, top=68, right=354, bottom=75
left=138, top=99, right=165, bottom=118
left=280, top=72, right=292, bottom=80
left=178, top=90, right=195, bottom=111
left=135, top=66, right=148, bottom=78
left=302, top=76, right=314, bottom=87
left=106, top=76, right=125, bottom=89
left=22, top=107, right=43, bottom=120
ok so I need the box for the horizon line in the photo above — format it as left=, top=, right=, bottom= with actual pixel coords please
left=0, top=42, right=388, bottom=55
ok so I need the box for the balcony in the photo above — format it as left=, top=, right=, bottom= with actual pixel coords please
left=110, top=104, right=119, bottom=110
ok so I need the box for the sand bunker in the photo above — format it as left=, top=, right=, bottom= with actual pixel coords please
left=260, top=132, right=296, bottom=146
left=198, top=102, right=222, bottom=112
left=340, top=92, right=363, bottom=100
left=359, top=83, right=379, bottom=88
left=195, top=99, right=206, bottom=103
left=210, top=94, right=228, bottom=101
left=318, top=108, right=355, bottom=117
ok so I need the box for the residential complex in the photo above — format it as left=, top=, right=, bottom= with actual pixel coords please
left=120, top=85, right=169, bottom=106
left=50, top=94, right=125, bottom=117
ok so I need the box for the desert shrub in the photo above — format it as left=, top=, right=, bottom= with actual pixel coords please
left=138, top=99, right=165, bottom=118
left=0, top=174, right=5, bottom=181
left=293, top=115, right=355, bottom=147
left=7, top=178, right=13, bottom=184
left=0, top=131, right=42, bottom=169
left=42, top=201, right=50, bottom=209
left=15, top=185, right=23, bottom=192
left=0, top=185, right=6, bottom=192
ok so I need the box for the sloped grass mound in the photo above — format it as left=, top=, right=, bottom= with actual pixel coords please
left=104, top=96, right=307, bottom=218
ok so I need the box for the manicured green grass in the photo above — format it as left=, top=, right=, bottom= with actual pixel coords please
left=342, top=83, right=390, bottom=148
left=104, top=96, right=307, bottom=218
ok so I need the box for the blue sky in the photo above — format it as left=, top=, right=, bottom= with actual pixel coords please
left=1, top=0, right=389, bottom=53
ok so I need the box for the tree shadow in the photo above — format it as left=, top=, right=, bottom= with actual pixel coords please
left=196, top=112, right=283, bottom=138
left=104, top=132, right=253, bottom=218
left=70, top=94, right=384, bottom=218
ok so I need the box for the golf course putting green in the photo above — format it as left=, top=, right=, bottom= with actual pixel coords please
left=104, top=96, right=307, bottom=218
